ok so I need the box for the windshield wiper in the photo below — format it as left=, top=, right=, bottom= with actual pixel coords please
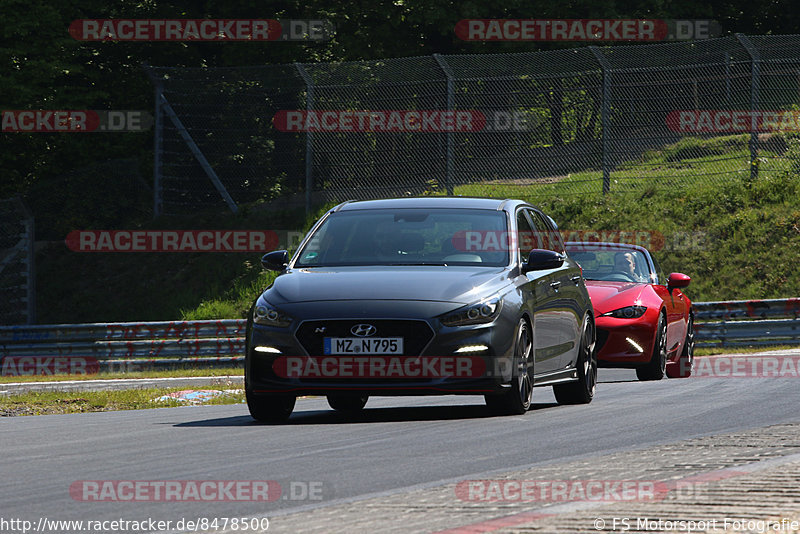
left=389, top=262, right=449, bottom=266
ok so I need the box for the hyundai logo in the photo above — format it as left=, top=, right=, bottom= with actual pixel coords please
left=351, top=324, right=377, bottom=337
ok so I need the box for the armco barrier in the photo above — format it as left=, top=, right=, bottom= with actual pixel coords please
left=0, top=320, right=246, bottom=373
left=1, top=299, right=798, bottom=374
left=694, top=298, right=800, bottom=348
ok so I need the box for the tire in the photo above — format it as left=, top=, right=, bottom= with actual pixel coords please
left=246, top=390, right=296, bottom=423
left=485, top=318, right=533, bottom=415
left=553, top=316, right=597, bottom=404
left=667, top=314, right=694, bottom=378
left=327, top=395, right=369, bottom=412
left=636, top=313, right=667, bottom=381
left=244, top=304, right=295, bottom=423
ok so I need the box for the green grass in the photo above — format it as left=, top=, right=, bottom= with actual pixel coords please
left=455, top=134, right=796, bottom=200
left=0, top=386, right=245, bottom=417
left=0, top=367, right=243, bottom=384
left=34, top=134, right=800, bottom=323
left=695, top=344, right=800, bottom=356
left=454, top=135, right=800, bottom=302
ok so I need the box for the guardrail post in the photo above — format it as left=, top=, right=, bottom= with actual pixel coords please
left=736, top=34, right=761, bottom=182
left=433, top=54, right=455, bottom=196
left=589, top=47, right=612, bottom=195
left=295, top=63, right=315, bottom=216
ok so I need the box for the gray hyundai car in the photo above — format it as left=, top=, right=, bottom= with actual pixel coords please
left=245, top=197, right=596, bottom=422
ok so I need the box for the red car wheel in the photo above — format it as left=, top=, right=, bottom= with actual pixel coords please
left=667, top=314, right=694, bottom=378
left=636, top=313, right=667, bottom=381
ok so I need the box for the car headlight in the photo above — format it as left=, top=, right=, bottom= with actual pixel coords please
left=253, top=301, right=293, bottom=328
left=601, top=305, right=647, bottom=319
left=441, top=296, right=502, bottom=326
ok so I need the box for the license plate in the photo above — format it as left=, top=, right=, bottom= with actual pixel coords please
left=323, top=337, right=403, bottom=355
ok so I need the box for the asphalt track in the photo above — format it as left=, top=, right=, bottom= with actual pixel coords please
left=2, top=365, right=799, bottom=533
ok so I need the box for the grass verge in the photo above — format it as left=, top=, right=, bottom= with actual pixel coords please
left=0, top=386, right=245, bottom=417
left=0, top=367, right=243, bottom=384
left=695, top=344, right=800, bottom=356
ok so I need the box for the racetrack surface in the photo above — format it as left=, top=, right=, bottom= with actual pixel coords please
left=2, top=366, right=799, bottom=533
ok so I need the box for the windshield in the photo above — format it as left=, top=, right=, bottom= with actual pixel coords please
left=295, top=208, right=509, bottom=267
left=566, top=246, right=654, bottom=283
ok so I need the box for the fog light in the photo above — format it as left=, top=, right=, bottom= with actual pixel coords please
left=254, top=346, right=282, bottom=354
left=455, top=344, right=489, bottom=353
left=625, top=337, right=644, bottom=353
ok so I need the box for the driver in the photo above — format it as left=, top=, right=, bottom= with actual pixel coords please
left=614, top=251, right=643, bottom=282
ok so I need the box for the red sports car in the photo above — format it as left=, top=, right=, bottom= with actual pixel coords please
left=564, top=242, right=694, bottom=380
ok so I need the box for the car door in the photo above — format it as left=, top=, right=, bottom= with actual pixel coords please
left=527, top=209, right=582, bottom=370
left=517, top=208, right=565, bottom=375
left=530, top=209, right=584, bottom=369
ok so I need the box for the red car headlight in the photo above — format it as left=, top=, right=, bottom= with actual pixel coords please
left=601, top=305, right=647, bottom=319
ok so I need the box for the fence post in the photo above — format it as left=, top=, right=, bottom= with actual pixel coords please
left=433, top=54, right=455, bottom=196
left=724, top=52, right=731, bottom=102
left=159, top=94, right=239, bottom=214
left=24, top=208, right=35, bottom=324
left=153, top=78, right=163, bottom=218
left=736, top=33, right=761, bottom=182
left=589, top=47, right=612, bottom=195
left=295, top=63, right=314, bottom=215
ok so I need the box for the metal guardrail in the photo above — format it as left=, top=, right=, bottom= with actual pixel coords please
left=694, top=298, right=800, bottom=348
left=0, top=298, right=798, bottom=375
left=0, top=320, right=246, bottom=374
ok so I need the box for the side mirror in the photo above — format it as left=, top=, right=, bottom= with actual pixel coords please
left=522, top=249, right=564, bottom=273
left=667, top=272, right=691, bottom=289
left=261, top=250, right=289, bottom=271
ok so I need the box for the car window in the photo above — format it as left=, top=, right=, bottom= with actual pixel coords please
left=650, top=254, right=664, bottom=285
left=295, top=208, right=509, bottom=267
left=528, top=209, right=565, bottom=253
left=516, top=210, right=536, bottom=263
left=565, top=246, right=652, bottom=283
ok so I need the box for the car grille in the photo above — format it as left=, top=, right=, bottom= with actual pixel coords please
left=295, top=319, right=435, bottom=357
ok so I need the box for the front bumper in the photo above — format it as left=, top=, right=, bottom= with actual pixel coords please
left=595, top=314, right=657, bottom=366
left=245, top=311, right=516, bottom=396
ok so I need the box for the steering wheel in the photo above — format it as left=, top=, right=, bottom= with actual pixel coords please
left=606, top=271, right=637, bottom=282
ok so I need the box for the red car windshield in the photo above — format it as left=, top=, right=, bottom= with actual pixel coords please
left=567, top=246, right=653, bottom=284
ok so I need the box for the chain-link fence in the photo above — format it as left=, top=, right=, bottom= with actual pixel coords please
left=0, top=198, right=35, bottom=325
left=145, top=34, right=800, bottom=215
left=23, top=158, right=151, bottom=241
